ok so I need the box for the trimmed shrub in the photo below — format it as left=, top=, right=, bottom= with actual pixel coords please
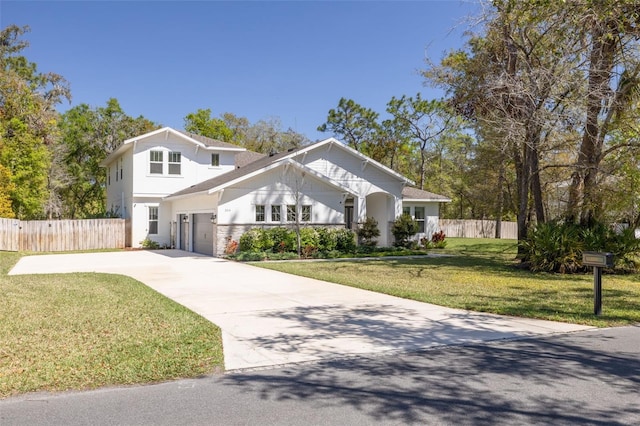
left=335, top=228, right=357, bottom=253
left=238, top=229, right=259, bottom=252
left=299, top=227, right=320, bottom=250
left=357, top=217, right=380, bottom=247
left=315, top=227, right=338, bottom=252
left=267, top=227, right=296, bottom=253
left=392, top=214, right=419, bottom=248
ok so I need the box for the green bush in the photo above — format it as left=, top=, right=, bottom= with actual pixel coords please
left=334, top=228, right=357, bottom=253
left=520, top=221, right=583, bottom=273
left=520, top=220, right=640, bottom=273
left=267, top=227, right=296, bottom=253
left=315, top=227, right=338, bottom=252
left=357, top=217, right=380, bottom=247
left=299, top=227, right=320, bottom=250
left=239, top=229, right=263, bottom=252
left=391, top=214, right=419, bottom=248
left=140, top=238, right=160, bottom=249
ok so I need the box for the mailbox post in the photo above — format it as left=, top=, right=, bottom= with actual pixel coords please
left=582, top=251, right=613, bottom=316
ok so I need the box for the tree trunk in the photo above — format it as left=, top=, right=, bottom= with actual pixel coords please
left=566, top=18, right=616, bottom=225
left=494, top=154, right=505, bottom=239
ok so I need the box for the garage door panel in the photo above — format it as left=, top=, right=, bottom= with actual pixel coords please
left=193, top=214, right=213, bottom=255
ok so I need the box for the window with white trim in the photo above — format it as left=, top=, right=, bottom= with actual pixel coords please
left=211, top=153, right=220, bottom=167
left=150, top=151, right=163, bottom=174
left=255, top=205, right=265, bottom=222
left=271, top=205, right=281, bottom=222
left=168, top=151, right=181, bottom=175
left=286, top=205, right=296, bottom=222
left=301, top=205, right=312, bottom=222
left=414, top=206, right=425, bottom=233
left=148, top=206, right=158, bottom=234
left=403, top=206, right=410, bottom=216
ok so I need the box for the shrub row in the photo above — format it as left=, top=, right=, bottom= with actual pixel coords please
left=237, top=227, right=357, bottom=256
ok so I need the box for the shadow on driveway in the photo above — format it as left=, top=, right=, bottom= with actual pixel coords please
left=224, top=326, right=640, bottom=425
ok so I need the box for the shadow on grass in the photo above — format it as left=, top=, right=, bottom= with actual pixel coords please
left=224, top=327, right=640, bottom=425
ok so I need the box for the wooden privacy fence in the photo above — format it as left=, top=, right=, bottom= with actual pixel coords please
left=439, top=219, right=518, bottom=239
left=0, top=218, right=125, bottom=252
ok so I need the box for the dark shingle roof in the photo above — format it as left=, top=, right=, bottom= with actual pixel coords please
left=402, top=186, right=451, bottom=201
left=235, top=150, right=267, bottom=168
left=168, top=150, right=293, bottom=198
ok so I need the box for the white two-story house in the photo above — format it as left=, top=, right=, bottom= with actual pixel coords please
left=101, top=127, right=450, bottom=256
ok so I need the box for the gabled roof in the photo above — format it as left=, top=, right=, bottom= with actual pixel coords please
left=100, top=127, right=245, bottom=166
left=402, top=186, right=451, bottom=202
left=165, top=138, right=413, bottom=200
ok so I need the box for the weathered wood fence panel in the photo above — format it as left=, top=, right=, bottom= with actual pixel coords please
left=439, top=219, right=517, bottom=239
left=0, top=218, right=20, bottom=251
left=0, top=218, right=125, bottom=252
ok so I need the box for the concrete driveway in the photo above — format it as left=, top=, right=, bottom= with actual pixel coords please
left=9, top=250, right=592, bottom=371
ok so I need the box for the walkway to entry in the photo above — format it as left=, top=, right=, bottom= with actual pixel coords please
left=10, top=250, right=592, bottom=370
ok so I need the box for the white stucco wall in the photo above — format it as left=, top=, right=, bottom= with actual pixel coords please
left=403, top=202, right=442, bottom=241
left=216, top=167, right=345, bottom=226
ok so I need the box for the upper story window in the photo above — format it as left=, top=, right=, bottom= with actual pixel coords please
left=168, top=152, right=181, bottom=175
left=150, top=151, right=163, bottom=174
left=255, top=205, right=265, bottom=222
left=211, top=153, right=220, bottom=167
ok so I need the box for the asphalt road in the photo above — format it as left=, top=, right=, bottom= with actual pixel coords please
left=1, top=326, right=639, bottom=425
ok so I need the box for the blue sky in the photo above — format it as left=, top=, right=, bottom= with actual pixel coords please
left=1, top=1, right=481, bottom=141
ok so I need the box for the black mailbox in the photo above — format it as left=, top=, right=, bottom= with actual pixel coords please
left=582, top=251, right=614, bottom=268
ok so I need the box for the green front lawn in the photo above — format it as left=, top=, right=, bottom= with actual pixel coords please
left=254, top=238, right=640, bottom=327
left=0, top=252, right=223, bottom=399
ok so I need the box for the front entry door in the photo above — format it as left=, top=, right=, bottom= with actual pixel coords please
left=344, top=206, right=354, bottom=230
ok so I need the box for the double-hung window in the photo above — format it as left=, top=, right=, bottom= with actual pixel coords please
left=168, top=152, right=181, bottom=175
left=211, top=153, right=220, bottom=167
left=150, top=151, right=163, bottom=174
left=255, top=205, right=265, bottom=222
left=414, top=206, right=425, bottom=233
left=301, top=205, right=312, bottom=222
left=286, top=205, right=296, bottom=222
left=271, top=205, right=281, bottom=222
left=148, top=206, right=159, bottom=234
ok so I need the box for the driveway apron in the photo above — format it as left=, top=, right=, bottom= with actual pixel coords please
left=9, top=250, right=592, bottom=370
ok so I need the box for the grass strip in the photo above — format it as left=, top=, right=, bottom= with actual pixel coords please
left=253, top=238, right=640, bottom=327
left=0, top=252, right=223, bottom=399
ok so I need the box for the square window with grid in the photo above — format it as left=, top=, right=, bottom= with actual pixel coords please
left=168, top=152, right=181, bottom=175
left=150, top=151, right=163, bottom=174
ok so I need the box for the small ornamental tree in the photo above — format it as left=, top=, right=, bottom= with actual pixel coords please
left=392, top=214, right=419, bottom=248
left=357, top=217, right=380, bottom=247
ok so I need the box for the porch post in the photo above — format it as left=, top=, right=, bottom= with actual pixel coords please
left=357, top=196, right=367, bottom=225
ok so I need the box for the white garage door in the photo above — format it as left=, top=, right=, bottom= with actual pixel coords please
left=193, top=213, right=214, bottom=256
